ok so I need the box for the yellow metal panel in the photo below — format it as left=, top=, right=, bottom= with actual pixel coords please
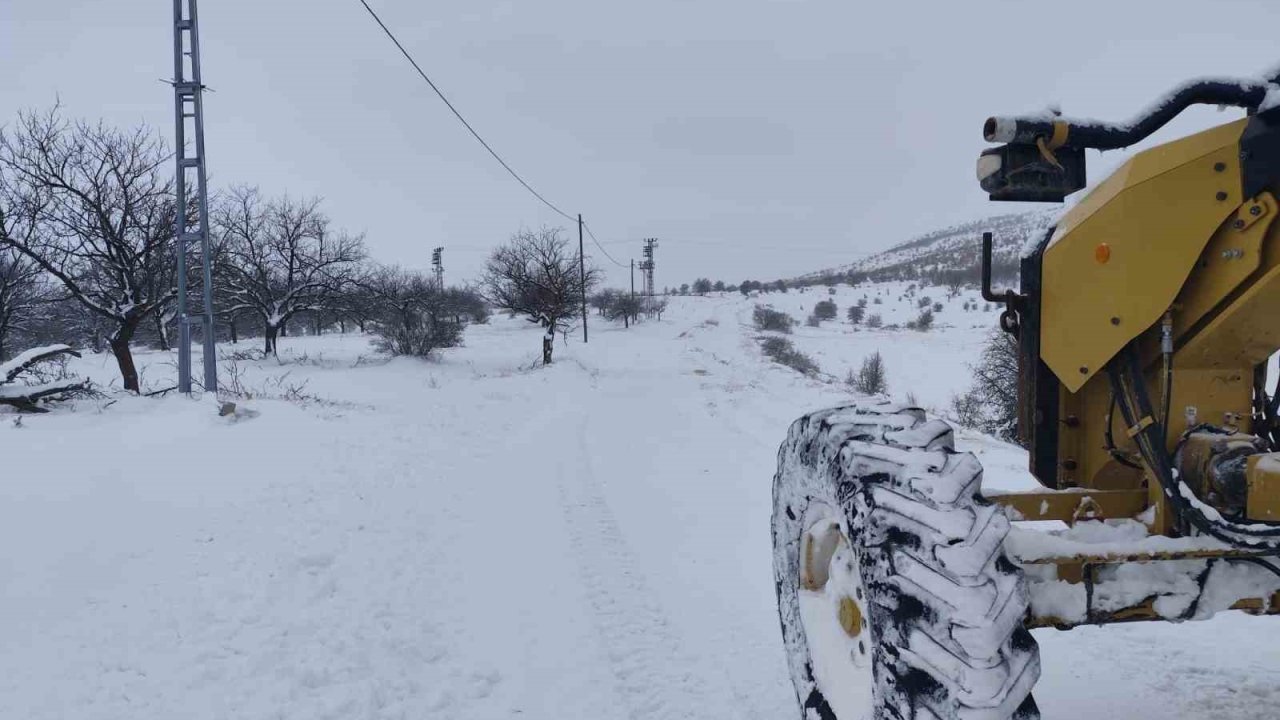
left=1247, top=453, right=1280, bottom=521
left=987, top=488, right=1147, bottom=523
left=1042, top=119, right=1249, bottom=392
left=1176, top=259, right=1280, bottom=368
left=1174, top=193, right=1275, bottom=335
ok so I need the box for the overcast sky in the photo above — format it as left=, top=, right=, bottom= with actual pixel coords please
left=2, top=1, right=1277, bottom=288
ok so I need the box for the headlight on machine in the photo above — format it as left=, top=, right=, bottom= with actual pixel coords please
left=976, top=152, right=1003, bottom=182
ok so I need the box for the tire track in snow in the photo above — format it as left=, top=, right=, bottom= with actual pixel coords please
left=557, top=414, right=746, bottom=720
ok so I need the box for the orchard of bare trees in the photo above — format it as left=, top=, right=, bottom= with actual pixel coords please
left=0, top=106, right=491, bottom=393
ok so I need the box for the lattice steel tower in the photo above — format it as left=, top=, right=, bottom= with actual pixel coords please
left=432, top=247, right=445, bottom=290
left=640, top=238, right=658, bottom=311
left=172, top=0, right=217, bottom=393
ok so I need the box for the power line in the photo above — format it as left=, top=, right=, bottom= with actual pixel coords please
left=357, top=0, right=576, bottom=224
left=581, top=222, right=627, bottom=267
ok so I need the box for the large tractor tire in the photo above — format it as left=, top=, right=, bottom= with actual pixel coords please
left=772, top=401, right=1040, bottom=720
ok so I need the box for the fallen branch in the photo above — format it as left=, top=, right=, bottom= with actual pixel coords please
left=0, top=345, right=90, bottom=412
left=1, top=344, right=81, bottom=385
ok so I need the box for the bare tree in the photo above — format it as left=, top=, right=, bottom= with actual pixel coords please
left=482, top=227, right=598, bottom=364
left=0, top=248, right=50, bottom=361
left=605, top=292, right=642, bottom=328
left=589, top=289, right=618, bottom=316
left=0, top=179, right=54, bottom=360
left=649, top=296, right=668, bottom=321
left=213, top=186, right=365, bottom=355
left=952, top=330, right=1018, bottom=439
left=0, top=108, right=178, bottom=392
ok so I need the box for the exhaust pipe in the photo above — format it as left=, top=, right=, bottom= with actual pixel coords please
left=984, top=78, right=1277, bottom=150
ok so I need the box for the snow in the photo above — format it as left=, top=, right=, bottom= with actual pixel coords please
left=1261, top=85, right=1280, bottom=113
left=5, top=286, right=1280, bottom=719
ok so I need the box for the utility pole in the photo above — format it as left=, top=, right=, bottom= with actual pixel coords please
left=578, top=214, right=587, bottom=343
left=432, top=247, right=444, bottom=290
left=631, top=258, right=635, bottom=299
left=640, top=238, right=657, bottom=315
left=173, top=0, right=217, bottom=394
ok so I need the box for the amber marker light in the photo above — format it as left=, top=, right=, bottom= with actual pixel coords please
left=1095, top=243, right=1111, bottom=264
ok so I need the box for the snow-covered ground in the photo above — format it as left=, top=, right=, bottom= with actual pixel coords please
left=4, top=286, right=1280, bottom=720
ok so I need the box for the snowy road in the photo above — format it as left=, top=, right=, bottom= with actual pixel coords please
left=4, top=293, right=1280, bottom=719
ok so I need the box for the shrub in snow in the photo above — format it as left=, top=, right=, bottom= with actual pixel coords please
left=917, top=296, right=932, bottom=309
left=804, top=315, right=821, bottom=328
left=812, top=299, right=837, bottom=321
left=753, top=305, right=793, bottom=333
left=932, top=302, right=943, bottom=313
left=866, top=313, right=883, bottom=328
left=760, top=336, right=820, bottom=376
left=372, top=315, right=463, bottom=359
left=0, top=344, right=89, bottom=412
left=367, top=267, right=474, bottom=359
left=848, top=351, right=887, bottom=395
left=847, top=304, right=865, bottom=324
left=872, top=297, right=883, bottom=305
left=911, top=309, right=935, bottom=331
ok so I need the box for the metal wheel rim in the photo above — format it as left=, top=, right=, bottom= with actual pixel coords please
left=797, top=501, right=875, bottom=719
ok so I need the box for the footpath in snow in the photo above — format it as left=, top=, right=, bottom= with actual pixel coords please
left=3, top=291, right=1280, bottom=719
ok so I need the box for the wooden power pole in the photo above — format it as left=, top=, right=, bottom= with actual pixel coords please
left=578, top=214, right=587, bottom=343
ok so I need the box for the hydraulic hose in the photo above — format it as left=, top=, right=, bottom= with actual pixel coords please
left=984, top=78, right=1278, bottom=150
left=1108, top=344, right=1280, bottom=548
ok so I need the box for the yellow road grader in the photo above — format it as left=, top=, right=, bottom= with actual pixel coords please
left=772, top=71, right=1280, bottom=719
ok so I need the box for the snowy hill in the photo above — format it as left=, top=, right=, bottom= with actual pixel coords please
left=5, top=290, right=1280, bottom=720
left=794, top=209, right=1058, bottom=287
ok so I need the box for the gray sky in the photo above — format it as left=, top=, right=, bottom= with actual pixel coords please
left=2, top=0, right=1277, bottom=288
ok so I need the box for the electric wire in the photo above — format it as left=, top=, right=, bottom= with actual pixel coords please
left=581, top=222, right=627, bottom=268
left=357, top=0, right=577, bottom=224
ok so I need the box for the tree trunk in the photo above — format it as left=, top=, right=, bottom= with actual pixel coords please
left=313, top=315, right=322, bottom=336
left=542, top=331, right=554, bottom=365
left=339, top=319, right=347, bottom=334
left=229, top=317, right=239, bottom=344
left=264, top=324, right=279, bottom=356
left=110, top=330, right=140, bottom=393
left=155, top=312, right=170, bottom=351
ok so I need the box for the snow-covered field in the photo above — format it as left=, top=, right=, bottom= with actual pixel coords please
left=4, top=286, right=1280, bottom=720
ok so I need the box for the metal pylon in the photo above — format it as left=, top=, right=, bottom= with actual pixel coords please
left=173, top=0, right=217, bottom=393
left=640, top=238, right=657, bottom=312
